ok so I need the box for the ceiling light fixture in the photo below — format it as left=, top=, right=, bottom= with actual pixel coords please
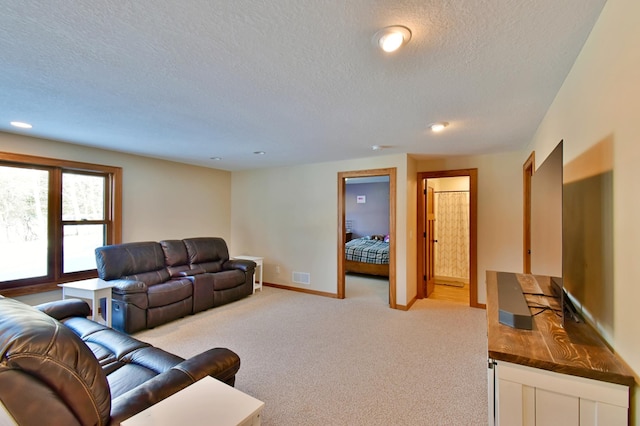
left=373, top=26, right=412, bottom=53
left=10, top=121, right=32, bottom=129
left=429, top=122, right=449, bottom=132
left=253, top=151, right=266, bottom=155
left=371, top=145, right=383, bottom=151
left=210, top=157, right=222, bottom=161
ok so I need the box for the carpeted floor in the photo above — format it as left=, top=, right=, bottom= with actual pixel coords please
left=135, top=275, right=488, bottom=425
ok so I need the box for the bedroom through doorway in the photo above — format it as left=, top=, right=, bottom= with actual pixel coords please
left=337, top=168, right=396, bottom=308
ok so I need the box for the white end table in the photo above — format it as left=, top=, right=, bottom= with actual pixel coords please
left=59, top=278, right=114, bottom=327
left=122, top=377, right=264, bottom=426
left=234, top=255, right=263, bottom=294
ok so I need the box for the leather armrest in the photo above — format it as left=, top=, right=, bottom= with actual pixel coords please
left=175, top=347, right=240, bottom=383
left=110, top=279, right=148, bottom=295
left=178, top=268, right=206, bottom=277
left=109, top=348, right=240, bottom=424
left=110, top=368, right=195, bottom=424
left=36, top=299, right=91, bottom=320
left=223, top=259, right=256, bottom=272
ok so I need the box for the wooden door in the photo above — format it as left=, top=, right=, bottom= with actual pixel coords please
left=426, top=186, right=436, bottom=297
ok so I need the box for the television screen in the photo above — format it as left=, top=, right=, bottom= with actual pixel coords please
left=562, top=138, right=614, bottom=335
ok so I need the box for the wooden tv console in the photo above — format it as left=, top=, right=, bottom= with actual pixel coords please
left=486, top=271, right=634, bottom=426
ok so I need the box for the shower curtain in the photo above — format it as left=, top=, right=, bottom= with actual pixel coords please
left=434, top=192, right=470, bottom=281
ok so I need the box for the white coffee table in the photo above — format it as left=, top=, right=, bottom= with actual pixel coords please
left=59, top=278, right=114, bottom=327
left=234, top=255, right=263, bottom=294
left=122, top=377, right=264, bottom=426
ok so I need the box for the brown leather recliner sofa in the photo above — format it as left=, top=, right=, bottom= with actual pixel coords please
left=95, top=237, right=255, bottom=334
left=0, top=297, right=240, bottom=425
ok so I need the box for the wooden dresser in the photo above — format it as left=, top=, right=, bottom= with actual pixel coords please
left=486, top=271, right=634, bottom=426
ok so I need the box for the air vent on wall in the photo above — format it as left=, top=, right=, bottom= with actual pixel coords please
left=292, top=272, right=311, bottom=285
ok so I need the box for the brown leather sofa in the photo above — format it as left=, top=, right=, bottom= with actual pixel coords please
left=0, top=297, right=240, bottom=425
left=95, top=237, right=255, bottom=334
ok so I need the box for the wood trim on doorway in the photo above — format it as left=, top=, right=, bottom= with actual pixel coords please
left=416, top=169, right=479, bottom=308
left=337, top=168, right=397, bottom=309
left=523, top=152, right=535, bottom=274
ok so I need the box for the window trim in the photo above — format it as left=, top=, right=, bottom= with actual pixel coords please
left=0, top=151, right=122, bottom=296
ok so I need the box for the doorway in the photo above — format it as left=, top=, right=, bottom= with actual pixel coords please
left=429, top=177, right=470, bottom=299
left=337, top=168, right=396, bottom=308
left=417, top=169, right=479, bottom=308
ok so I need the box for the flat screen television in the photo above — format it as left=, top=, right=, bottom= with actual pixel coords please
left=526, top=138, right=613, bottom=331
left=562, top=138, right=614, bottom=335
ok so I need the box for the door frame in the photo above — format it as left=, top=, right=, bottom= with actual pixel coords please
left=417, top=169, right=479, bottom=308
left=337, top=168, right=396, bottom=308
left=425, top=185, right=436, bottom=297
left=523, top=152, right=535, bottom=273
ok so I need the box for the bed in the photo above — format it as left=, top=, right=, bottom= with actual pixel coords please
left=345, top=236, right=389, bottom=277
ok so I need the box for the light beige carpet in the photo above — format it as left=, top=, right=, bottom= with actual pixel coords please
left=135, top=275, right=488, bottom=425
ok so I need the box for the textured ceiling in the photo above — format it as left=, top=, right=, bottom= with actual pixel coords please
left=0, top=0, right=606, bottom=171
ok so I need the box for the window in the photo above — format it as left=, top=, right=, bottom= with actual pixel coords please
left=0, top=152, right=121, bottom=295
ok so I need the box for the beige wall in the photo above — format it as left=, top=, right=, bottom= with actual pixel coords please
left=416, top=151, right=524, bottom=305
left=231, top=153, right=415, bottom=305
left=525, top=0, right=640, bottom=421
left=0, top=132, right=232, bottom=242
left=431, top=176, right=470, bottom=192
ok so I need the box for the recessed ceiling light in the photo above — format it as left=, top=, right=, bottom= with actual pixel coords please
left=10, top=121, right=32, bottom=129
left=371, top=145, right=383, bottom=151
left=373, top=26, right=412, bottom=53
left=253, top=151, right=266, bottom=155
left=429, top=122, right=449, bottom=132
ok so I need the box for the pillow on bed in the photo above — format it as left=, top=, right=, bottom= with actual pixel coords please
left=371, top=234, right=384, bottom=241
left=384, top=234, right=390, bottom=242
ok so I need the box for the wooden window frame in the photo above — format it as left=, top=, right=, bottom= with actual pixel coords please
left=0, top=152, right=122, bottom=296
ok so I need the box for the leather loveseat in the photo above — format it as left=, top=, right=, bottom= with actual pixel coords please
left=0, top=297, right=240, bottom=425
left=95, top=237, right=255, bottom=334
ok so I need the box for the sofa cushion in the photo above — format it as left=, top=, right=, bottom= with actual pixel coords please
left=96, top=241, right=166, bottom=280
left=62, top=317, right=148, bottom=372
left=160, top=239, right=192, bottom=277
left=160, top=240, right=188, bottom=266
left=107, top=346, right=187, bottom=398
left=0, top=298, right=111, bottom=425
left=183, top=237, right=229, bottom=272
left=147, top=278, right=193, bottom=308
left=125, top=269, right=171, bottom=286
left=211, top=270, right=246, bottom=291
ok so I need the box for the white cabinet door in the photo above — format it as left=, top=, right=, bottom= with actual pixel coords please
left=490, top=360, right=628, bottom=426
left=536, top=388, right=578, bottom=426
